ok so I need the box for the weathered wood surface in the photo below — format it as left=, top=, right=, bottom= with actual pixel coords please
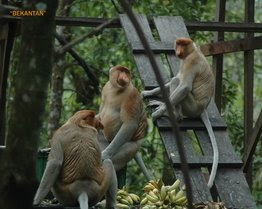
left=120, top=14, right=169, bottom=89
left=120, top=14, right=256, bottom=208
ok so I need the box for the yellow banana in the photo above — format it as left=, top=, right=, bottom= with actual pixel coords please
left=117, top=190, right=127, bottom=196
left=129, top=193, right=140, bottom=202
left=146, top=194, right=158, bottom=203
left=144, top=184, right=155, bottom=192
left=149, top=191, right=159, bottom=199
left=119, top=198, right=129, bottom=205
left=160, top=186, right=167, bottom=200
left=169, top=179, right=181, bottom=191
left=116, top=203, right=129, bottom=209
left=174, top=196, right=187, bottom=205
left=149, top=180, right=158, bottom=188
left=126, top=195, right=133, bottom=205
left=173, top=190, right=184, bottom=202
left=140, top=197, right=148, bottom=205
left=170, top=190, right=177, bottom=202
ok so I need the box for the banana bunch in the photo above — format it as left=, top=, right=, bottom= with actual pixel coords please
left=116, top=187, right=140, bottom=209
left=140, top=179, right=187, bottom=209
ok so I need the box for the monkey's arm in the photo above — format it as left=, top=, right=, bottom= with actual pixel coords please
left=33, top=141, right=63, bottom=205
left=169, top=72, right=195, bottom=105
left=141, top=81, right=171, bottom=98
left=102, top=121, right=138, bottom=160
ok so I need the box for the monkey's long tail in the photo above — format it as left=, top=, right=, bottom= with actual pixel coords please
left=135, top=152, right=153, bottom=181
left=200, top=110, right=219, bottom=189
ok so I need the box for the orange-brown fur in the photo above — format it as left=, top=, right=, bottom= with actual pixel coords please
left=100, top=66, right=147, bottom=142
left=99, top=66, right=148, bottom=172
left=34, top=110, right=117, bottom=208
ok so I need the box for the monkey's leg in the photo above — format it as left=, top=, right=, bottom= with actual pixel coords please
left=78, top=192, right=89, bottom=209
left=103, top=159, right=117, bottom=209
left=34, top=142, right=63, bottom=205
left=111, top=141, right=140, bottom=171
left=151, top=103, right=167, bottom=121
left=181, top=93, right=204, bottom=118
left=170, top=76, right=180, bottom=93
left=135, top=152, right=153, bottom=181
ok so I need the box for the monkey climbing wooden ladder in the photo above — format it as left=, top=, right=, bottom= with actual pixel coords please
left=120, top=14, right=257, bottom=209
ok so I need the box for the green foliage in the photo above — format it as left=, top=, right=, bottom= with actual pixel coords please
left=6, top=0, right=262, bottom=206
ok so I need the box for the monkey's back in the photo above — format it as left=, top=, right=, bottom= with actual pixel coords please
left=53, top=125, right=104, bottom=185
left=192, top=51, right=215, bottom=107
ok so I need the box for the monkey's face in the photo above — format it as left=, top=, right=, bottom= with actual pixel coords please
left=69, top=110, right=104, bottom=129
left=175, top=37, right=193, bottom=59
left=109, top=66, right=131, bottom=89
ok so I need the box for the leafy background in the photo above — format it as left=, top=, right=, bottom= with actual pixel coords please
left=6, top=0, right=262, bottom=207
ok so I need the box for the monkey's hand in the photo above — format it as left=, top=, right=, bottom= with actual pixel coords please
left=101, top=150, right=112, bottom=161
left=148, top=100, right=164, bottom=107
left=152, top=103, right=166, bottom=121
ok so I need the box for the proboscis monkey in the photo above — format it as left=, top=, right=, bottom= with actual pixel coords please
left=98, top=65, right=152, bottom=181
left=33, top=110, right=117, bottom=209
left=142, top=38, right=218, bottom=188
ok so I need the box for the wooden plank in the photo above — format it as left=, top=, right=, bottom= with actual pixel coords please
left=159, top=130, right=212, bottom=203
left=133, top=36, right=262, bottom=56
left=215, top=168, right=257, bottom=209
left=200, top=36, right=262, bottom=56
left=243, top=110, right=262, bottom=172
left=2, top=15, right=262, bottom=32
left=153, top=16, right=189, bottom=76
left=132, top=41, right=174, bottom=54
left=194, top=131, right=242, bottom=167
left=156, top=117, right=226, bottom=131
left=244, top=0, right=255, bottom=186
left=173, top=168, right=213, bottom=203
left=119, top=14, right=169, bottom=89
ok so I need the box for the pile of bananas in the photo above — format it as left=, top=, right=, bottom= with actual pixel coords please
left=116, top=187, right=140, bottom=209
left=140, top=179, right=187, bottom=209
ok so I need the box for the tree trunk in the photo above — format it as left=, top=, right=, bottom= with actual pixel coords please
left=0, top=0, right=57, bottom=209
left=47, top=0, right=74, bottom=141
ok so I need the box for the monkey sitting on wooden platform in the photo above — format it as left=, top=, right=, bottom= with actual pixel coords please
left=98, top=65, right=152, bottom=181
left=142, top=38, right=219, bottom=188
left=33, top=110, right=117, bottom=209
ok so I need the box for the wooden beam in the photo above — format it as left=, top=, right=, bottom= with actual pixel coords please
left=132, top=36, right=262, bottom=55
left=200, top=36, right=262, bottom=56
left=242, top=110, right=262, bottom=173
left=2, top=15, right=262, bottom=32
left=243, top=0, right=255, bottom=187
left=212, top=0, right=225, bottom=112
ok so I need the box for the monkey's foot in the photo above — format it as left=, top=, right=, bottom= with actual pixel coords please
left=152, top=105, right=166, bottom=121
left=148, top=100, right=163, bottom=107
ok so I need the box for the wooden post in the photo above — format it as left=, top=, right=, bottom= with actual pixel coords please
left=244, top=0, right=255, bottom=187
left=213, top=0, right=226, bottom=112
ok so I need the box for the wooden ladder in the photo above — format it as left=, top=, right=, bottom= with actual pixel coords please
left=120, top=14, right=257, bottom=209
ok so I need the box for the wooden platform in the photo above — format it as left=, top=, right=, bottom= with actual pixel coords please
left=120, top=14, right=257, bottom=209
